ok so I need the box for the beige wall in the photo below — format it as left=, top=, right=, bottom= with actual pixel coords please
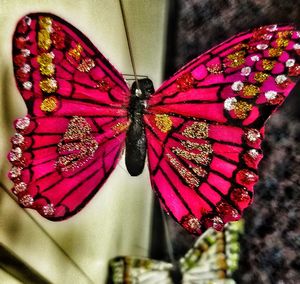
left=0, top=0, right=168, bottom=283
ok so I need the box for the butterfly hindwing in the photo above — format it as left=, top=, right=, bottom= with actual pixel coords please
left=107, top=220, right=244, bottom=283
left=145, top=24, right=300, bottom=234
left=8, top=13, right=130, bottom=219
left=180, top=220, right=244, bottom=284
left=108, top=256, right=173, bottom=284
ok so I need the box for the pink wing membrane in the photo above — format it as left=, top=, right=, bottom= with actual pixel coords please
left=8, top=13, right=130, bottom=219
left=145, top=24, right=300, bottom=234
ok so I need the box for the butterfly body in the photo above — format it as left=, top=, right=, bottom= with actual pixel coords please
left=125, top=78, right=155, bottom=176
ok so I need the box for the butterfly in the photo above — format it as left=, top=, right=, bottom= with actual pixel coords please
left=108, top=220, right=244, bottom=283
left=7, top=12, right=300, bottom=235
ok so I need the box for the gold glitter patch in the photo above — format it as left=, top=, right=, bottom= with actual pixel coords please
left=254, top=72, right=269, bottom=83
left=227, top=51, right=246, bottom=68
left=40, top=96, right=58, bottom=112
left=181, top=141, right=213, bottom=153
left=192, top=166, right=208, bottom=178
left=40, top=78, right=58, bottom=93
left=39, top=17, right=52, bottom=30
left=182, top=122, right=209, bottom=139
left=77, top=58, right=95, bottom=72
left=242, top=84, right=260, bottom=97
left=96, top=79, right=111, bottom=92
left=155, top=114, right=172, bottom=133
left=37, top=53, right=53, bottom=65
left=37, top=53, right=55, bottom=76
left=234, top=101, right=252, bottom=119
left=268, top=48, right=283, bottom=57
left=277, top=31, right=292, bottom=38
left=166, top=154, right=199, bottom=188
left=57, top=116, right=98, bottom=172
left=38, top=29, right=52, bottom=50
left=40, top=63, right=55, bottom=76
left=233, top=43, right=249, bottom=50
left=262, top=59, right=275, bottom=70
left=68, top=44, right=83, bottom=61
left=276, top=38, right=289, bottom=48
left=172, top=146, right=211, bottom=166
left=207, top=64, right=223, bottom=74
left=112, top=122, right=129, bottom=134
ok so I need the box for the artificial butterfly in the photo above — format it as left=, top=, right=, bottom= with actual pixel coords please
left=108, top=220, right=244, bottom=284
left=8, top=12, right=300, bottom=235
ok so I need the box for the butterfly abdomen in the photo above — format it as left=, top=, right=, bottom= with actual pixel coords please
left=125, top=79, right=154, bottom=176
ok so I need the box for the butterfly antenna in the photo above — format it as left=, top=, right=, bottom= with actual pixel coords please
left=119, top=0, right=141, bottom=91
left=123, top=74, right=148, bottom=78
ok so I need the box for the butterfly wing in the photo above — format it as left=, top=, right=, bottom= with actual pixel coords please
left=8, top=13, right=130, bottom=219
left=180, top=220, right=244, bottom=284
left=108, top=256, right=173, bottom=284
left=144, top=24, right=300, bottom=234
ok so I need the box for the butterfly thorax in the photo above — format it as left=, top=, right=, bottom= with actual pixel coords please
left=125, top=78, right=155, bottom=176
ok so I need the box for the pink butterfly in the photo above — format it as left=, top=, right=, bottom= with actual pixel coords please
left=8, top=13, right=300, bottom=235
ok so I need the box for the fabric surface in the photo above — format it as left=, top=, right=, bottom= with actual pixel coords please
left=164, top=1, right=300, bottom=283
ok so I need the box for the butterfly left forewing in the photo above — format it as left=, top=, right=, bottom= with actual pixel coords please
left=145, top=24, right=300, bottom=234
left=8, top=13, right=130, bottom=219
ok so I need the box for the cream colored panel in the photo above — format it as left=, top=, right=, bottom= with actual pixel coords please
left=0, top=269, right=22, bottom=284
left=0, top=0, right=168, bottom=283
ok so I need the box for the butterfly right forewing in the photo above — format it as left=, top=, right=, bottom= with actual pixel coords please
left=144, top=24, right=300, bottom=234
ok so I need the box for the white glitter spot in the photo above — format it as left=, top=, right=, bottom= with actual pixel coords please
left=22, top=64, right=31, bottom=73
left=251, top=55, right=260, bottom=62
left=275, top=75, right=287, bottom=84
left=24, top=16, right=31, bottom=26
left=23, top=81, right=32, bottom=90
left=293, top=43, right=300, bottom=50
left=266, top=25, right=277, bottom=32
left=9, top=167, right=22, bottom=179
left=263, top=34, right=273, bottom=40
left=21, top=49, right=30, bottom=57
left=286, top=59, right=295, bottom=67
left=15, top=116, right=30, bottom=130
left=8, top=147, right=22, bottom=162
left=11, top=133, right=24, bottom=145
left=14, top=182, right=27, bottom=194
left=248, top=149, right=259, bottom=159
left=19, top=194, right=34, bottom=207
left=241, top=66, right=251, bottom=76
left=42, top=204, right=55, bottom=216
left=48, top=78, right=57, bottom=88
left=257, top=44, right=268, bottom=50
left=231, top=81, right=244, bottom=91
left=224, top=97, right=237, bottom=111
left=265, top=90, right=278, bottom=100
left=246, top=129, right=261, bottom=142
left=211, top=216, right=224, bottom=231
